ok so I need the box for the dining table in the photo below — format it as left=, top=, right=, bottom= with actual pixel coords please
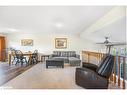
left=8, top=52, right=33, bottom=66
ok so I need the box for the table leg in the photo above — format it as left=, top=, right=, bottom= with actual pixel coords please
left=8, top=54, right=11, bottom=66
left=44, top=57, right=45, bottom=61
left=28, top=54, right=32, bottom=65
left=41, top=56, right=44, bottom=62
left=41, top=56, right=43, bottom=62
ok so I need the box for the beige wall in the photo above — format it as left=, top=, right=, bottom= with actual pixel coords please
left=6, top=33, right=98, bottom=54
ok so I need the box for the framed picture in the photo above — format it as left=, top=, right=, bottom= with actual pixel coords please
left=21, top=39, right=33, bottom=46
left=55, top=38, right=67, bottom=49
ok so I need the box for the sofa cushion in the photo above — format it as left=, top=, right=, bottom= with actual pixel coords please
left=52, top=57, right=69, bottom=63
left=61, top=52, right=68, bottom=57
left=52, top=54, right=58, bottom=57
left=68, top=51, right=76, bottom=57
left=53, top=57, right=67, bottom=59
left=69, top=57, right=81, bottom=66
left=69, top=57, right=80, bottom=61
left=53, top=51, right=61, bottom=56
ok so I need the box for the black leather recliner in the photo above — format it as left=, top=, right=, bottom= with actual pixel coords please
left=75, top=54, right=114, bottom=89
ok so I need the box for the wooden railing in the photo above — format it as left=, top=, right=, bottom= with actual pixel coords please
left=82, top=51, right=105, bottom=64
left=113, top=55, right=126, bottom=89
left=82, top=51, right=126, bottom=89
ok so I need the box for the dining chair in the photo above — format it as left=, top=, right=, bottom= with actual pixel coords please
left=31, top=50, right=38, bottom=64
left=15, top=50, right=28, bottom=66
left=11, top=49, right=17, bottom=64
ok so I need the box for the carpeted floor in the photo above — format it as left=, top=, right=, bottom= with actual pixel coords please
left=1, top=62, right=120, bottom=89
left=2, top=63, right=82, bottom=89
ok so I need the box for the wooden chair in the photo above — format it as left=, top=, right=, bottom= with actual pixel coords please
left=15, top=50, right=28, bottom=66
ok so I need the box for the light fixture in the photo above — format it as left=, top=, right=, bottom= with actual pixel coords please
left=7, top=28, right=19, bottom=32
left=55, top=23, right=63, bottom=28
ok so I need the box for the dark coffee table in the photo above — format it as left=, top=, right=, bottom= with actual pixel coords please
left=46, top=59, right=64, bottom=68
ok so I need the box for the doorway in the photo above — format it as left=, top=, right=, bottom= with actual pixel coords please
left=0, top=36, right=6, bottom=61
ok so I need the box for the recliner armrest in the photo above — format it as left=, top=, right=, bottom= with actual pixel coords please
left=76, top=67, right=108, bottom=89
left=82, top=62, right=98, bottom=71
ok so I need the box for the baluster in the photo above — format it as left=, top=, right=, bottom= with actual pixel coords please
left=101, top=53, right=103, bottom=59
left=114, top=56, right=116, bottom=84
left=99, top=53, right=101, bottom=62
left=122, top=57, right=125, bottom=89
left=88, top=53, right=90, bottom=63
left=110, top=73, right=114, bottom=81
left=82, top=51, right=85, bottom=62
left=110, top=54, right=114, bottom=82
left=118, top=56, right=120, bottom=86
left=99, top=53, right=100, bottom=62
left=112, top=48, right=116, bottom=84
left=97, top=53, right=99, bottom=62
left=97, top=53, right=99, bottom=63
left=100, top=53, right=102, bottom=61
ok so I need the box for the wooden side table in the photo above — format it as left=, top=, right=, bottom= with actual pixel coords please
left=41, top=55, right=50, bottom=62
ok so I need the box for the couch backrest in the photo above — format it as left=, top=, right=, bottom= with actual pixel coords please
left=96, top=54, right=114, bottom=78
left=68, top=51, right=76, bottom=57
left=53, top=51, right=76, bottom=57
left=53, top=51, right=61, bottom=56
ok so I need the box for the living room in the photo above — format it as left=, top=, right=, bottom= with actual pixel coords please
left=0, top=5, right=126, bottom=92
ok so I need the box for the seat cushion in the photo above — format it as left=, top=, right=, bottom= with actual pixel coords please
left=69, top=57, right=80, bottom=61
left=69, top=57, right=81, bottom=66
left=53, top=57, right=68, bottom=59
left=69, top=57, right=81, bottom=63
left=52, top=57, right=69, bottom=63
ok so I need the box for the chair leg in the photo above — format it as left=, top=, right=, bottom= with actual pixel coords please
left=12, top=57, right=15, bottom=64
left=35, top=58, right=38, bottom=64
left=15, top=59, right=19, bottom=65
left=34, top=57, right=38, bottom=64
left=31, top=59, right=33, bottom=65
left=36, top=59, right=38, bottom=64
left=21, top=59, right=23, bottom=66
left=25, top=58, right=28, bottom=66
left=32, top=58, right=37, bottom=64
left=28, top=58, right=30, bottom=65
left=34, top=59, right=36, bottom=64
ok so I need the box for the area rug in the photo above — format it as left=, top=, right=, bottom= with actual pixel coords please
left=2, top=63, right=82, bottom=89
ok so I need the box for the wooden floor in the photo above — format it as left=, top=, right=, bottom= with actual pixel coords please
left=0, top=62, right=35, bottom=86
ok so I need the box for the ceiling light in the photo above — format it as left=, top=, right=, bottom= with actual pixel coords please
left=55, top=23, right=63, bottom=28
left=8, top=28, right=19, bottom=32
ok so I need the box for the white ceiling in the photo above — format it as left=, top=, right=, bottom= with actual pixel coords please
left=80, top=6, right=126, bottom=42
left=0, top=6, right=114, bottom=34
left=85, top=17, right=126, bottom=43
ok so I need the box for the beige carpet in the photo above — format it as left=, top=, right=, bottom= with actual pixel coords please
left=2, top=63, right=82, bottom=89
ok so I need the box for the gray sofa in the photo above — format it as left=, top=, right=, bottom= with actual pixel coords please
left=49, top=51, right=81, bottom=66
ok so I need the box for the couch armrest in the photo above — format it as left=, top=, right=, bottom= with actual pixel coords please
left=75, top=67, right=108, bottom=89
left=82, top=62, right=98, bottom=71
left=49, top=54, right=54, bottom=59
left=75, top=54, right=80, bottom=59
